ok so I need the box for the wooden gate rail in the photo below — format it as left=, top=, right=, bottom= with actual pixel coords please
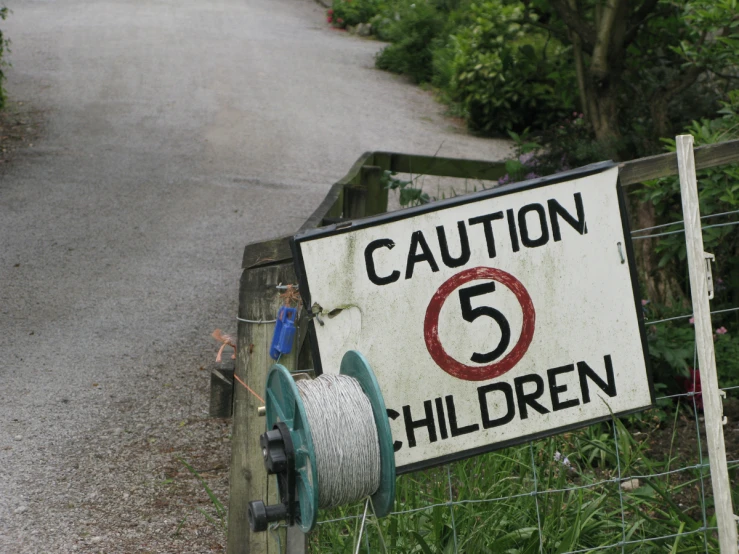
left=227, top=140, right=739, bottom=554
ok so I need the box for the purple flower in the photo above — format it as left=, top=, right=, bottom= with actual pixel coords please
left=519, top=152, right=536, bottom=165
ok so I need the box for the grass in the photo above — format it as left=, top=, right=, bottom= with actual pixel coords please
left=310, top=412, right=721, bottom=553
left=179, top=457, right=228, bottom=532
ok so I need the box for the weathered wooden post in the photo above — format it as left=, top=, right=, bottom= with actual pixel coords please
left=209, top=360, right=235, bottom=418
left=361, top=164, right=387, bottom=216
left=676, top=135, right=738, bottom=554
left=227, top=263, right=299, bottom=554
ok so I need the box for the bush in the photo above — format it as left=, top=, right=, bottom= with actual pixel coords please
left=328, top=0, right=381, bottom=28
left=374, top=0, right=446, bottom=83
left=447, top=0, right=577, bottom=135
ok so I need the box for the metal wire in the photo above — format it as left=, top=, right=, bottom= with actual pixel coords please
left=316, top=461, right=717, bottom=527
left=611, top=421, right=627, bottom=554
left=644, top=306, right=739, bottom=326
left=631, top=218, right=739, bottom=240
left=691, top=343, right=711, bottom=554
left=561, top=528, right=716, bottom=554
left=236, top=316, right=277, bottom=324
left=354, top=499, right=369, bottom=554
left=630, top=208, right=739, bottom=235
left=529, top=443, right=545, bottom=554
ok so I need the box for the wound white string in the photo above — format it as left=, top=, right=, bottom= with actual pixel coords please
left=296, top=374, right=381, bottom=509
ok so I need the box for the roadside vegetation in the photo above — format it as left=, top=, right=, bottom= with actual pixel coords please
left=327, top=0, right=737, bottom=158
left=0, top=6, right=9, bottom=109
left=314, top=407, right=739, bottom=552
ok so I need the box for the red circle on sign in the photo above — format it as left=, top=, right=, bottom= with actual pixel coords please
left=424, top=267, right=535, bottom=382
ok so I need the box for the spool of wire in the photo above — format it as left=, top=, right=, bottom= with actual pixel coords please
left=259, top=350, right=396, bottom=532
left=297, top=374, right=381, bottom=508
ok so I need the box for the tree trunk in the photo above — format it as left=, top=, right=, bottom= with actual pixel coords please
left=589, top=83, right=621, bottom=154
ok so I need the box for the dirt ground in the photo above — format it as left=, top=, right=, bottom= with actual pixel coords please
left=641, top=393, right=739, bottom=520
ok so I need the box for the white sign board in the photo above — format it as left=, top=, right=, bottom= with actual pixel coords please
left=293, top=163, right=653, bottom=473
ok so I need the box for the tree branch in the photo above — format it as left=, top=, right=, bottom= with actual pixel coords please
left=654, top=63, right=705, bottom=105
left=518, top=2, right=573, bottom=45
left=711, top=71, right=739, bottom=81
left=591, top=0, right=627, bottom=79
left=548, top=0, right=596, bottom=50
left=623, top=0, right=661, bottom=47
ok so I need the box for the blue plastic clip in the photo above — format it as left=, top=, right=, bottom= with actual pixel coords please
left=270, top=306, right=297, bottom=360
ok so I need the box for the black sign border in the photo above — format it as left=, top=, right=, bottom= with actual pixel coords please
left=291, top=160, right=655, bottom=474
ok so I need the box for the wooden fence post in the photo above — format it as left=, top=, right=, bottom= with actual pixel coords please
left=227, top=263, right=300, bottom=554
left=677, top=135, right=738, bottom=553
left=362, top=165, right=387, bottom=216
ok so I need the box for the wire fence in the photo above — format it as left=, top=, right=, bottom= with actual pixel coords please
left=307, top=204, right=739, bottom=552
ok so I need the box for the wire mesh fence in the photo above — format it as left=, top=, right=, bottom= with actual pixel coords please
left=305, top=193, right=739, bottom=552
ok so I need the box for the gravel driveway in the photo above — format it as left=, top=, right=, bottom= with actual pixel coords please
left=0, top=0, right=509, bottom=551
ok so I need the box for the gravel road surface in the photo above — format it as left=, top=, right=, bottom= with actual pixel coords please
left=0, top=0, right=509, bottom=551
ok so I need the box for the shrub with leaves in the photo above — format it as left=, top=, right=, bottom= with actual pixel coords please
left=375, top=0, right=446, bottom=84
left=328, top=0, right=381, bottom=29
left=381, top=170, right=433, bottom=207
left=446, top=0, right=576, bottom=135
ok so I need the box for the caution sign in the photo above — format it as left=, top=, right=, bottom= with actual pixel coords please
left=293, top=163, right=653, bottom=473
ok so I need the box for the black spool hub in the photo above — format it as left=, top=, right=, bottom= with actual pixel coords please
left=247, top=422, right=298, bottom=532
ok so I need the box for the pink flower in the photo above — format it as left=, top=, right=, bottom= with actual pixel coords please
left=716, top=326, right=728, bottom=335
left=641, top=299, right=648, bottom=306
left=689, top=317, right=695, bottom=325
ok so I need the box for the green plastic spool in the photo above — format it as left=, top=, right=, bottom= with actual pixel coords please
left=265, top=350, right=396, bottom=532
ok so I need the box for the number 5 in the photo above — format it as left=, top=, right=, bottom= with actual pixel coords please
left=458, top=282, right=511, bottom=363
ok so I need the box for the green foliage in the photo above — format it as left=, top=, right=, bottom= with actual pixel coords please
left=329, top=0, right=382, bottom=28
left=382, top=170, right=433, bottom=206
left=445, top=0, right=577, bottom=135
left=635, top=94, right=739, bottom=298
left=645, top=318, right=739, bottom=395
left=312, top=420, right=716, bottom=552
left=714, top=329, right=739, bottom=388
left=496, top=119, right=617, bottom=187
left=178, top=457, right=228, bottom=532
left=375, top=0, right=446, bottom=84
left=359, top=0, right=739, bottom=157
left=0, top=6, right=10, bottom=109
